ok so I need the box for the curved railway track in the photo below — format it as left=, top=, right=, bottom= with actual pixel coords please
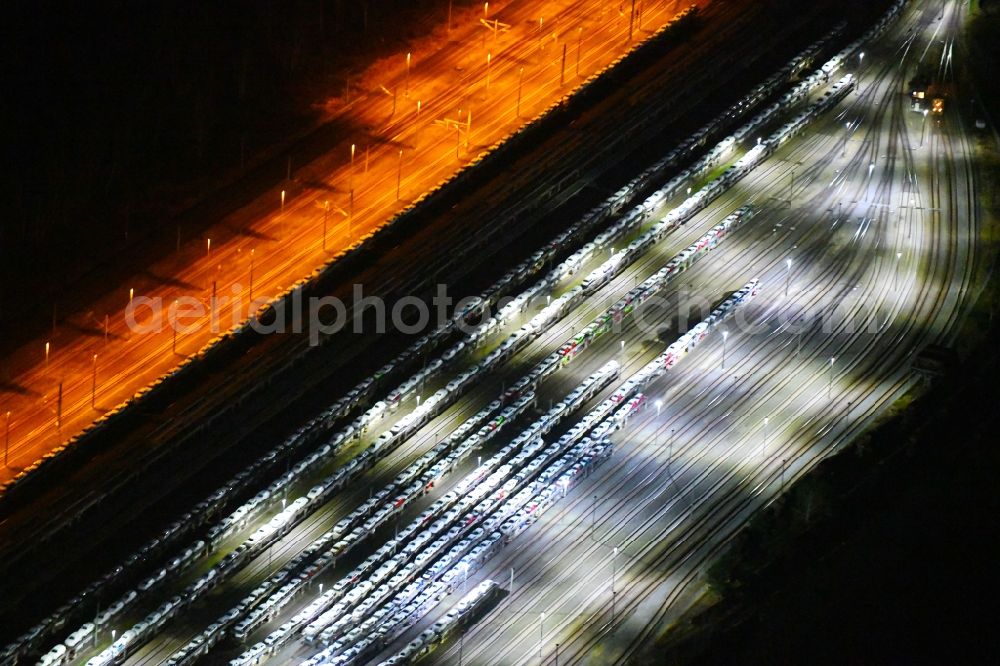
left=429, top=3, right=978, bottom=664
left=14, top=2, right=981, bottom=665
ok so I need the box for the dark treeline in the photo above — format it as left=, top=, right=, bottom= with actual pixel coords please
left=1, top=0, right=460, bottom=336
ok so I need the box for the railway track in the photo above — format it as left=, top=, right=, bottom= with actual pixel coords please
left=434, top=3, right=978, bottom=664
left=14, top=2, right=983, bottom=665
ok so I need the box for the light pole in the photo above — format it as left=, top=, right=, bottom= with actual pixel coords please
left=591, top=494, right=598, bottom=538
left=828, top=356, right=836, bottom=399
left=486, top=51, right=492, bottom=96
left=539, top=612, right=545, bottom=659
left=785, top=257, right=792, bottom=297
left=350, top=143, right=356, bottom=192
left=516, top=67, right=523, bottom=118
left=45, top=341, right=50, bottom=370
left=323, top=200, right=330, bottom=251
left=721, top=330, right=729, bottom=370
left=249, top=249, right=255, bottom=301
left=280, top=188, right=286, bottom=212
left=920, top=109, right=929, bottom=147
left=397, top=149, right=403, bottom=201
left=611, top=546, right=619, bottom=621
left=620, top=340, right=625, bottom=353
left=415, top=100, right=422, bottom=145
left=655, top=399, right=662, bottom=416
left=319, top=583, right=324, bottom=595
left=560, top=42, right=567, bottom=86
left=576, top=27, right=582, bottom=77
left=405, top=52, right=411, bottom=97
left=895, top=251, right=902, bottom=290
left=172, top=299, right=179, bottom=354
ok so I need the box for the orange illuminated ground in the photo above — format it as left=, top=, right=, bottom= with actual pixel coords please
left=0, top=0, right=702, bottom=488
